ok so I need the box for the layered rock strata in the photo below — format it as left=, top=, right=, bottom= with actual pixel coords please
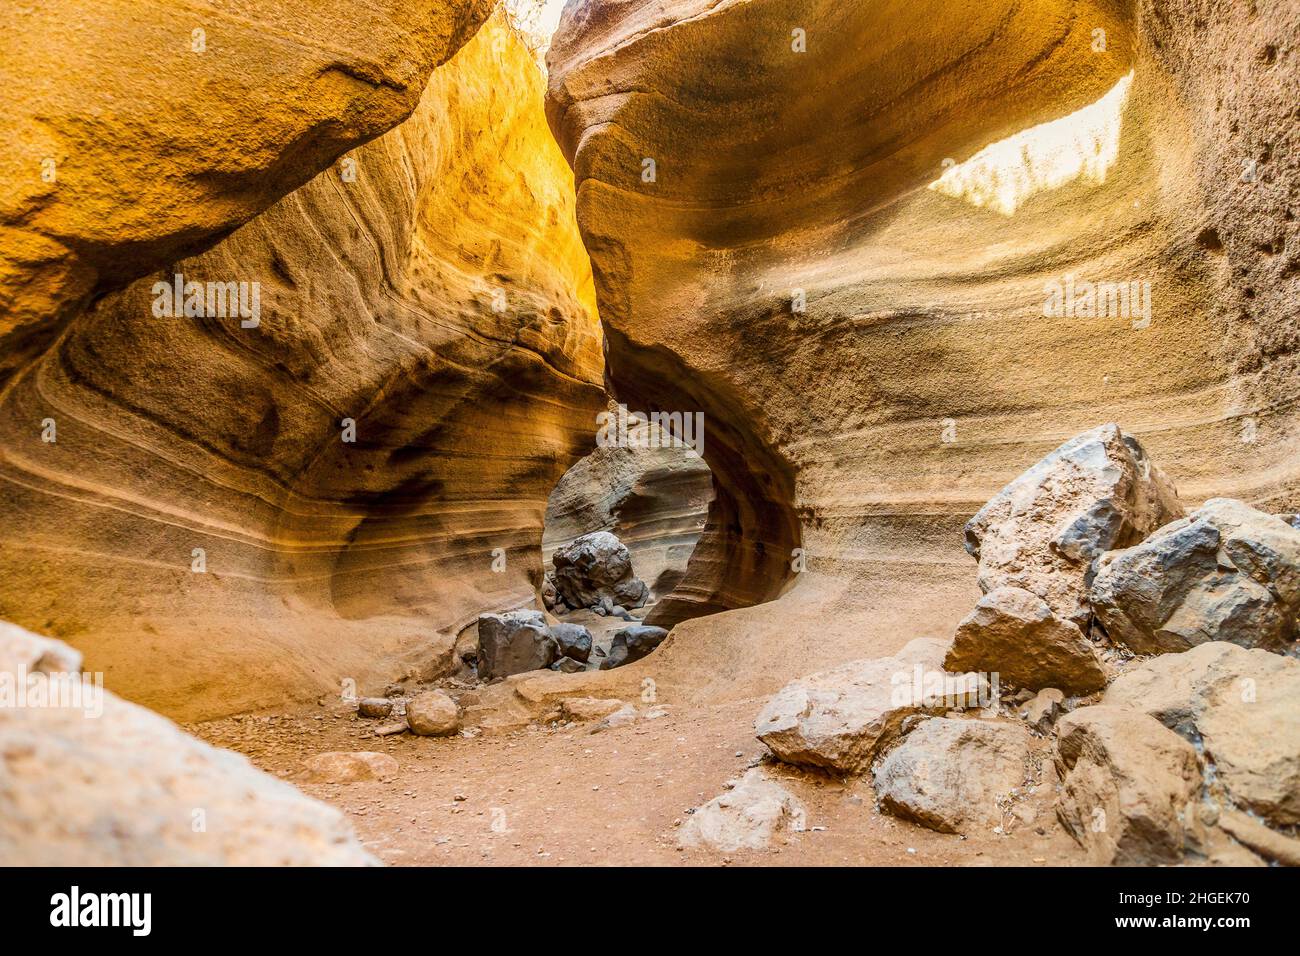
left=0, top=16, right=605, bottom=719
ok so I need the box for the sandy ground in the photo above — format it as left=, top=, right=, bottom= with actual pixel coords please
left=191, top=695, right=1087, bottom=867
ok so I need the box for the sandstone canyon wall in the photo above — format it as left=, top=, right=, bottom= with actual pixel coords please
left=0, top=12, right=606, bottom=719
left=545, top=0, right=1300, bottom=701
left=0, top=0, right=495, bottom=380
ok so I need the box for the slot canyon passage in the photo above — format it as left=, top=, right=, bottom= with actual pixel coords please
left=0, top=0, right=1298, bottom=868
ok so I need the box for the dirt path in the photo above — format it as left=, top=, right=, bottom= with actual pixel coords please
left=191, top=697, right=1086, bottom=866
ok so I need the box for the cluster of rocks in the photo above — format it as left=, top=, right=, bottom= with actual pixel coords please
left=745, top=423, right=1300, bottom=865
left=351, top=686, right=463, bottom=738
left=543, top=531, right=650, bottom=617
left=475, top=609, right=668, bottom=680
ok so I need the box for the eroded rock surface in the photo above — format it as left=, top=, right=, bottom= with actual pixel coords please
left=543, top=417, right=714, bottom=601
left=1090, top=499, right=1300, bottom=654
left=678, top=768, right=806, bottom=852
left=964, top=424, right=1184, bottom=627
left=599, top=624, right=669, bottom=670
left=551, top=531, right=650, bottom=611
left=477, top=611, right=557, bottom=682
left=0, top=623, right=376, bottom=865
left=945, top=586, right=1106, bottom=695
left=873, top=717, right=1033, bottom=834
left=0, top=0, right=495, bottom=379
left=1054, top=706, right=1204, bottom=865
left=545, top=0, right=1299, bottom=704
left=1105, top=642, right=1300, bottom=826
left=755, top=638, right=984, bottom=773
left=0, top=15, right=605, bottom=719
left=406, top=690, right=461, bottom=737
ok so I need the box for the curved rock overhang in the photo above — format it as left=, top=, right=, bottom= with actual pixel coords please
left=0, top=15, right=606, bottom=719
left=545, top=0, right=1300, bottom=698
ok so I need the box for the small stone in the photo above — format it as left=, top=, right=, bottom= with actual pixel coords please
left=303, top=751, right=398, bottom=784
left=406, top=690, right=461, bottom=737
left=357, top=697, right=393, bottom=719
left=560, top=697, right=626, bottom=722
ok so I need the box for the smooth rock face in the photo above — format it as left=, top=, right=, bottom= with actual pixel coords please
left=873, top=717, right=1033, bottom=834
left=0, top=623, right=375, bottom=865
left=755, top=638, right=983, bottom=773
left=964, top=425, right=1184, bottom=627
left=0, top=0, right=495, bottom=380
left=599, top=624, right=669, bottom=670
left=549, top=623, right=593, bottom=663
left=1054, top=706, right=1204, bottom=865
left=405, top=690, right=461, bottom=737
left=945, top=586, right=1106, bottom=695
left=476, top=611, right=556, bottom=682
left=1090, top=499, right=1300, bottom=654
left=0, top=15, right=606, bottom=720
left=1105, top=642, right=1300, bottom=826
left=551, top=531, right=650, bottom=611
left=678, top=769, right=807, bottom=852
left=304, top=751, right=400, bottom=783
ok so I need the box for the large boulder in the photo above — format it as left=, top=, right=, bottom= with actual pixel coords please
left=551, top=531, right=649, bottom=611
left=598, top=624, right=669, bottom=670
left=1105, top=642, right=1300, bottom=826
left=476, top=610, right=556, bottom=681
left=1090, top=499, right=1300, bottom=655
left=873, top=717, right=1033, bottom=834
left=1053, top=706, right=1204, bottom=865
left=678, top=769, right=807, bottom=852
left=944, top=586, right=1106, bottom=695
left=964, top=424, right=1184, bottom=627
left=755, top=638, right=986, bottom=773
left=0, top=622, right=376, bottom=865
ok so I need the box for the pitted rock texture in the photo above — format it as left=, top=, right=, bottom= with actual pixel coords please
left=0, top=623, right=376, bottom=865
left=0, top=15, right=605, bottom=720
left=546, top=0, right=1300, bottom=705
left=873, top=717, right=1033, bottom=834
left=1090, top=498, right=1300, bottom=654
left=0, top=0, right=494, bottom=381
left=551, top=531, right=650, bottom=611
left=1105, top=642, right=1300, bottom=826
left=963, top=424, right=1184, bottom=627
